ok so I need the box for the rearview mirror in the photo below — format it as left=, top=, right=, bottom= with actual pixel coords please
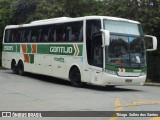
left=100, top=29, right=110, bottom=46
left=145, top=35, right=157, bottom=51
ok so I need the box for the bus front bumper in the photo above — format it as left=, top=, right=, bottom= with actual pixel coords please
left=102, top=73, right=146, bottom=86
left=90, top=72, right=147, bottom=86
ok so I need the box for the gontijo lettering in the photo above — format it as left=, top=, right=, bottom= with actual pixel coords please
left=50, top=46, right=72, bottom=54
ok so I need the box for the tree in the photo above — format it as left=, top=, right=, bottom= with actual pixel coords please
left=27, top=0, right=100, bottom=21
left=11, top=0, right=38, bottom=24
left=0, top=0, right=13, bottom=49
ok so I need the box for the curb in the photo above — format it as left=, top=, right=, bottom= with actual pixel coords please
left=144, top=83, right=160, bottom=87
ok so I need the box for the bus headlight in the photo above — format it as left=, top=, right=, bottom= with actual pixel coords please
left=141, top=72, right=147, bottom=76
left=106, top=70, right=117, bottom=75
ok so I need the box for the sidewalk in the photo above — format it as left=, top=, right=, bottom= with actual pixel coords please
left=144, top=82, right=160, bottom=87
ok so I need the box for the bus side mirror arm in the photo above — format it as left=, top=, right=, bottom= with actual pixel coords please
left=145, top=35, right=157, bottom=51
left=100, top=29, right=110, bottom=46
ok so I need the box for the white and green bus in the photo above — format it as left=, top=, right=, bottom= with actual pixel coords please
left=2, top=16, right=157, bottom=87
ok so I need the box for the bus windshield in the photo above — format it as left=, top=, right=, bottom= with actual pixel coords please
left=104, top=19, right=146, bottom=68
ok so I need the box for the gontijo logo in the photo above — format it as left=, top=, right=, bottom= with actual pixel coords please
left=50, top=44, right=80, bottom=56
left=50, top=46, right=73, bottom=54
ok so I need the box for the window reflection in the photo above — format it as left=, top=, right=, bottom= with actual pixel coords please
left=106, top=35, right=146, bottom=68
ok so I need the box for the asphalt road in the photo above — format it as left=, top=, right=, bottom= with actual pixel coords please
left=0, top=69, right=160, bottom=120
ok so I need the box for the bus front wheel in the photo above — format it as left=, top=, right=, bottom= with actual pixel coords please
left=69, top=67, right=83, bottom=87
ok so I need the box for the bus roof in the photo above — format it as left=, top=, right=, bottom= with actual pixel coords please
left=5, top=16, right=140, bottom=29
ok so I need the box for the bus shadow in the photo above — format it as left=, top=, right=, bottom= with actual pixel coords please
left=82, top=84, right=142, bottom=92
left=24, top=72, right=72, bottom=87
left=7, top=70, right=143, bottom=92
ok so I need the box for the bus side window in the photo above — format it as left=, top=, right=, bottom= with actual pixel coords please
left=4, top=30, right=7, bottom=43
left=46, top=28, right=51, bottom=42
left=72, top=29, right=79, bottom=41
left=4, top=29, right=10, bottom=43
left=56, top=30, right=62, bottom=41
left=20, top=29, right=25, bottom=42
left=11, top=31, right=14, bottom=42
left=32, top=27, right=43, bottom=42
left=56, top=24, right=66, bottom=42
left=66, top=21, right=83, bottom=42
left=50, top=30, right=56, bottom=42
left=19, top=30, right=23, bottom=42
left=67, top=26, right=72, bottom=41
left=53, top=30, right=56, bottom=41
left=13, top=31, right=16, bottom=42
left=27, top=30, right=32, bottom=42
left=23, top=29, right=28, bottom=42
left=41, top=26, right=51, bottom=42
left=78, top=26, right=83, bottom=41
left=13, top=30, right=21, bottom=42
left=38, top=28, right=42, bottom=42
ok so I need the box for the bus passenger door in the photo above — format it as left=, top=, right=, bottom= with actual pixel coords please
left=90, top=34, right=103, bottom=85
left=85, top=19, right=102, bottom=84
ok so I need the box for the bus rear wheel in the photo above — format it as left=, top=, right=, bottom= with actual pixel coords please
left=18, top=61, right=24, bottom=76
left=69, top=67, right=83, bottom=87
left=11, top=60, right=18, bottom=74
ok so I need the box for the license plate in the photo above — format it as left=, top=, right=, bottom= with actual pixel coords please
left=125, top=79, right=132, bottom=83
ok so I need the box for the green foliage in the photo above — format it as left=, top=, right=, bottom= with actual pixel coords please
left=26, top=0, right=65, bottom=22
left=0, top=52, right=1, bottom=66
left=26, top=0, right=101, bottom=21
left=145, top=78, right=152, bottom=83
left=11, top=0, right=38, bottom=24
left=0, top=0, right=12, bottom=41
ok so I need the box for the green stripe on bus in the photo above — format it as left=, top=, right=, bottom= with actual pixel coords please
left=37, top=44, right=83, bottom=56
left=27, top=44, right=32, bottom=53
left=105, top=65, right=119, bottom=72
left=37, top=45, right=50, bottom=54
left=78, top=44, right=83, bottom=56
left=29, top=54, right=34, bottom=64
left=3, top=43, right=83, bottom=56
left=3, top=44, right=17, bottom=52
left=17, top=44, right=20, bottom=52
left=125, top=68, right=134, bottom=72
left=105, top=64, right=147, bottom=73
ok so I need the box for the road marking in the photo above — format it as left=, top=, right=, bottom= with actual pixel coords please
left=110, top=98, right=160, bottom=120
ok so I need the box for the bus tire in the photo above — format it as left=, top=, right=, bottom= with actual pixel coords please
left=69, top=67, right=83, bottom=87
left=11, top=60, right=18, bottom=74
left=18, top=60, right=24, bottom=76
